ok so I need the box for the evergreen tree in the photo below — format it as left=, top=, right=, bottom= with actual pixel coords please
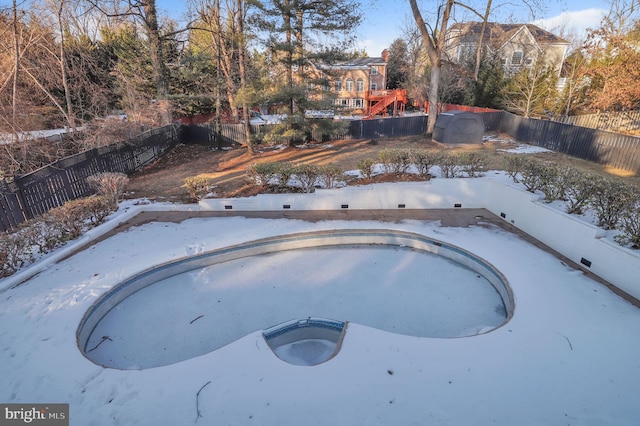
left=386, top=38, right=410, bottom=90
left=252, top=0, right=361, bottom=145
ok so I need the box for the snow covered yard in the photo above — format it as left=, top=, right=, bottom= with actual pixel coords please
left=1, top=203, right=640, bottom=425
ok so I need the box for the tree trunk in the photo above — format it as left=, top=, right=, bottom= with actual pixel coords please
left=11, top=0, right=20, bottom=142
left=143, top=0, right=172, bottom=124
left=409, top=0, right=454, bottom=135
left=237, top=0, right=253, bottom=153
left=214, top=0, right=223, bottom=148
left=284, top=0, right=294, bottom=114
left=56, top=0, right=76, bottom=129
left=473, top=0, right=492, bottom=81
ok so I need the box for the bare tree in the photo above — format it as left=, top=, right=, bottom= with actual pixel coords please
left=86, top=0, right=172, bottom=124
left=45, top=0, right=76, bottom=128
left=502, top=55, right=558, bottom=118
left=236, top=0, right=251, bottom=151
left=409, top=0, right=455, bottom=135
left=11, top=0, right=20, bottom=139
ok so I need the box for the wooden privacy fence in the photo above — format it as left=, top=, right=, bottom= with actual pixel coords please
left=0, top=125, right=179, bottom=233
left=499, top=112, right=640, bottom=174
left=555, top=110, right=640, bottom=135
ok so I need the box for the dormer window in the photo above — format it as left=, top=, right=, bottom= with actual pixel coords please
left=511, top=51, right=524, bottom=65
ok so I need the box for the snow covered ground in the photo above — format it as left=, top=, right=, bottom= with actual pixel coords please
left=1, top=204, right=640, bottom=425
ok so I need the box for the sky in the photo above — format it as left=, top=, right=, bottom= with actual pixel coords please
left=1, top=151, right=640, bottom=424
left=156, top=0, right=611, bottom=56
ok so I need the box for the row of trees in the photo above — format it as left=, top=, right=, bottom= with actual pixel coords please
left=1, top=0, right=640, bottom=172
left=386, top=0, right=640, bottom=124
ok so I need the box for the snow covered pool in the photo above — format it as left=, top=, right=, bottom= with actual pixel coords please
left=77, top=229, right=513, bottom=369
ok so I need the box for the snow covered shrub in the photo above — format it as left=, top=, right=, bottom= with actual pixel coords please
left=459, top=152, right=489, bottom=177
left=18, top=217, right=65, bottom=253
left=614, top=189, right=640, bottom=249
left=518, top=157, right=547, bottom=192
left=273, top=162, right=296, bottom=190
left=378, top=149, right=411, bottom=174
left=588, top=177, right=635, bottom=230
left=247, top=162, right=277, bottom=186
left=293, top=164, right=320, bottom=193
left=356, top=158, right=376, bottom=179
left=48, top=196, right=112, bottom=241
left=247, top=162, right=294, bottom=189
left=503, top=155, right=528, bottom=183
left=561, top=168, right=595, bottom=215
left=0, top=230, right=35, bottom=278
left=0, top=197, right=113, bottom=278
left=318, top=165, right=344, bottom=189
left=184, top=176, right=213, bottom=201
left=409, top=149, right=440, bottom=178
left=87, top=172, right=129, bottom=208
left=537, top=163, right=566, bottom=203
left=436, top=152, right=462, bottom=178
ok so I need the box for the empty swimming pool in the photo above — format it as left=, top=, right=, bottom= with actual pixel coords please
left=78, top=229, right=513, bottom=369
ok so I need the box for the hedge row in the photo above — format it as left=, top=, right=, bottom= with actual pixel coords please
left=1, top=173, right=128, bottom=278
left=246, top=162, right=345, bottom=192
left=357, top=149, right=490, bottom=179
left=503, top=156, right=640, bottom=249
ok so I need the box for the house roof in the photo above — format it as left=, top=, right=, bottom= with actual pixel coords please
left=449, top=22, right=569, bottom=47
left=332, top=57, right=387, bottom=69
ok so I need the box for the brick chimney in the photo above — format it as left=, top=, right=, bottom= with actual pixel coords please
left=381, top=49, right=389, bottom=62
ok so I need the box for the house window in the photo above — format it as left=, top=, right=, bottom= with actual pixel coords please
left=356, top=78, right=364, bottom=92
left=511, top=51, right=524, bottom=65
left=371, top=67, right=378, bottom=75
left=335, top=98, right=349, bottom=107
left=335, top=80, right=342, bottom=92
left=525, top=57, right=533, bottom=66
left=371, top=83, right=377, bottom=91
left=346, top=78, right=353, bottom=91
left=354, top=98, right=364, bottom=109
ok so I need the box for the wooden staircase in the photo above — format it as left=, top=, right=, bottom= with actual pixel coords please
left=364, top=89, right=408, bottom=119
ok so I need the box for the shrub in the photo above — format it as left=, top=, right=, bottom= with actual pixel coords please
left=409, top=149, right=440, bottom=178
left=615, top=192, right=640, bottom=249
left=537, top=163, right=567, bottom=203
left=273, top=162, right=296, bottom=189
left=356, top=158, right=377, bottom=179
left=561, top=168, right=595, bottom=215
left=459, top=152, right=489, bottom=177
left=293, top=164, right=320, bottom=193
left=318, top=165, right=344, bottom=189
left=184, top=176, right=213, bottom=201
left=48, top=196, right=113, bottom=241
left=518, top=157, right=546, bottom=192
left=0, top=230, right=34, bottom=278
left=247, top=162, right=279, bottom=186
left=588, top=176, right=635, bottom=230
left=436, top=152, right=462, bottom=178
left=503, top=155, right=528, bottom=183
left=378, top=149, right=411, bottom=174
left=246, top=162, right=295, bottom=190
left=0, top=196, right=114, bottom=278
left=87, top=172, right=129, bottom=208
